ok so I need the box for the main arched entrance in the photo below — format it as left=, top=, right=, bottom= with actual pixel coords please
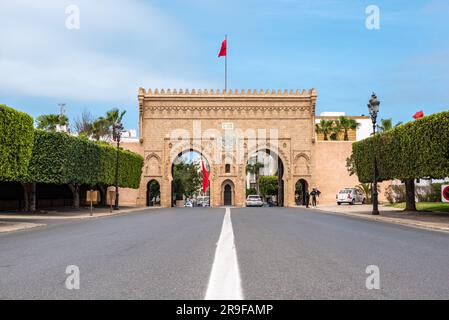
left=246, top=149, right=284, bottom=207
left=171, top=149, right=210, bottom=207
left=147, top=180, right=160, bottom=206
left=295, top=179, right=309, bottom=206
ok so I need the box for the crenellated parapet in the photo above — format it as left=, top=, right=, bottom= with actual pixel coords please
left=138, top=88, right=317, bottom=97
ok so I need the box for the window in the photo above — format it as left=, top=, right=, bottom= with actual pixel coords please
left=225, top=164, right=231, bottom=174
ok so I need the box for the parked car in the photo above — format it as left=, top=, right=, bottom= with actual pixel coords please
left=184, top=201, right=193, bottom=208
left=246, top=195, right=264, bottom=207
left=197, top=196, right=210, bottom=207
left=336, top=188, right=366, bottom=205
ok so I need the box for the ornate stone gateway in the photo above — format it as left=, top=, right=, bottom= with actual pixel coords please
left=137, top=88, right=317, bottom=208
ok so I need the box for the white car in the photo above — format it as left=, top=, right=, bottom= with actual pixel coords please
left=184, top=201, right=193, bottom=208
left=337, top=188, right=366, bottom=205
left=246, top=195, right=264, bottom=207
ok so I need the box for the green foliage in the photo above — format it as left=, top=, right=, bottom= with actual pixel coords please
left=36, top=114, right=69, bottom=131
left=246, top=162, right=265, bottom=192
left=258, top=176, right=279, bottom=198
left=91, top=108, right=127, bottom=141
left=26, top=130, right=71, bottom=184
left=0, top=105, right=34, bottom=181
left=117, top=149, right=144, bottom=188
left=246, top=187, right=257, bottom=196
left=25, top=130, right=143, bottom=188
left=351, top=111, right=449, bottom=183
left=315, top=119, right=334, bottom=141
left=339, top=116, right=360, bottom=141
left=172, top=160, right=201, bottom=199
left=377, top=118, right=403, bottom=133
left=148, top=180, right=160, bottom=197
left=355, top=183, right=380, bottom=204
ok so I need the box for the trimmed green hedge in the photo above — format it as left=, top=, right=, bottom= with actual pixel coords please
left=24, top=130, right=143, bottom=188
left=0, top=105, right=34, bottom=181
left=351, top=111, right=449, bottom=183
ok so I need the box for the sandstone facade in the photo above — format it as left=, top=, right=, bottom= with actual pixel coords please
left=118, top=88, right=386, bottom=207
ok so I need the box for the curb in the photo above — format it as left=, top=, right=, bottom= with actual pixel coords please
left=310, top=208, right=449, bottom=234
left=0, top=222, right=46, bottom=234
left=0, top=207, right=160, bottom=221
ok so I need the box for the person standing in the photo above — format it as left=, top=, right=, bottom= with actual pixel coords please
left=304, top=191, right=310, bottom=208
left=310, top=188, right=321, bottom=208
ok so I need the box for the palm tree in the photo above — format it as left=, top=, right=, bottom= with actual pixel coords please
left=377, top=118, right=403, bottom=133
left=90, top=108, right=127, bottom=141
left=339, top=116, right=361, bottom=141
left=36, top=114, right=69, bottom=132
left=356, top=183, right=381, bottom=204
left=91, top=117, right=111, bottom=141
left=330, top=119, right=342, bottom=141
left=246, top=162, right=265, bottom=194
left=315, top=119, right=334, bottom=141
left=106, top=108, right=126, bottom=127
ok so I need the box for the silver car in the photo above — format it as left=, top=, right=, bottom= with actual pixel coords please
left=246, top=195, right=264, bottom=207
left=337, top=188, right=366, bottom=205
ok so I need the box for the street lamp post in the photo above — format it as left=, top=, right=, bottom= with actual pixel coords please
left=113, top=122, right=124, bottom=211
left=368, top=93, right=380, bottom=216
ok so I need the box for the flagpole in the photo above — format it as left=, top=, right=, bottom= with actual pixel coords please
left=225, top=34, right=228, bottom=92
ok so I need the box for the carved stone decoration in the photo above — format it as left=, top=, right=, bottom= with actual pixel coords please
left=145, top=153, right=162, bottom=177
left=294, top=154, right=310, bottom=176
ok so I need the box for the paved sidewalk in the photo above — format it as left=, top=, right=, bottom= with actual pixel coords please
left=306, top=204, right=449, bottom=233
left=0, top=206, right=156, bottom=221
left=0, top=221, right=46, bottom=233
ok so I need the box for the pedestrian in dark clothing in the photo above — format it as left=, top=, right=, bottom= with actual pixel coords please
left=310, top=188, right=321, bottom=208
left=304, top=191, right=310, bottom=208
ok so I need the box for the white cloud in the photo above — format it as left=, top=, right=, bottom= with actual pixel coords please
left=0, top=0, right=215, bottom=101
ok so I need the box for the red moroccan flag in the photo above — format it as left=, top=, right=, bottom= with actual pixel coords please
left=218, top=38, right=227, bottom=57
left=413, top=110, right=424, bottom=120
left=201, top=160, right=210, bottom=193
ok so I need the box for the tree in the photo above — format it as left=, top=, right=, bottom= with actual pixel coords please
left=330, top=120, right=341, bottom=141
left=73, top=110, right=94, bottom=136
left=91, top=108, right=127, bottom=141
left=258, top=176, right=279, bottom=201
left=246, top=162, right=265, bottom=194
left=350, top=111, right=449, bottom=212
left=339, top=116, right=361, bottom=141
left=36, top=114, right=69, bottom=132
left=91, top=117, right=111, bottom=141
left=0, top=105, right=34, bottom=182
left=356, top=183, right=380, bottom=204
left=246, top=187, right=257, bottom=196
left=172, top=159, right=201, bottom=200
left=315, top=119, right=334, bottom=141
left=377, top=118, right=403, bottom=133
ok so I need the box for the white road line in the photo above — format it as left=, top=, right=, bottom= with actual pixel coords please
left=205, top=207, right=243, bottom=300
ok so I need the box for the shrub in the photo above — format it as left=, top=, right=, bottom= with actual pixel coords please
left=385, top=184, right=406, bottom=204
left=351, top=111, right=449, bottom=183
left=246, top=187, right=257, bottom=196
left=350, top=111, right=449, bottom=210
left=0, top=105, right=34, bottom=181
left=258, top=176, right=279, bottom=199
left=25, top=130, right=143, bottom=188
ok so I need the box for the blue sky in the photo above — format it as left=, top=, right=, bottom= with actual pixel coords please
left=1, top=0, right=448, bottom=130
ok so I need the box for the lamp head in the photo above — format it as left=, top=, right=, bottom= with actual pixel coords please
left=368, top=92, right=380, bottom=115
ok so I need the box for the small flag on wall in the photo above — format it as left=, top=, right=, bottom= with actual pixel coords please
left=413, top=110, right=424, bottom=120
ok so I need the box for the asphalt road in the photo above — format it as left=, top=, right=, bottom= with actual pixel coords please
left=1, top=207, right=449, bottom=299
